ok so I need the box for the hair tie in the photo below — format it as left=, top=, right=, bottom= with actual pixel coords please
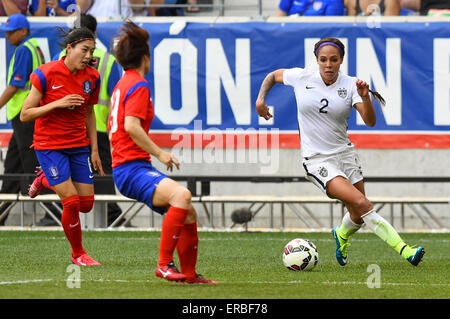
left=69, top=37, right=94, bottom=46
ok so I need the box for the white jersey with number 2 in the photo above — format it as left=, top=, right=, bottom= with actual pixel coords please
left=283, top=68, right=363, bottom=158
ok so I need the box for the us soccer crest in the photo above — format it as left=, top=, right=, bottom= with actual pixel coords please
left=83, top=80, right=92, bottom=94
left=318, top=167, right=328, bottom=177
left=313, top=1, right=323, bottom=11
left=338, top=88, right=347, bottom=99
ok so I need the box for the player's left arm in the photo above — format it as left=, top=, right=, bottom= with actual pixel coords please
left=86, top=104, right=104, bottom=176
left=353, top=79, right=376, bottom=127
left=256, top=69, right=286, bottom=120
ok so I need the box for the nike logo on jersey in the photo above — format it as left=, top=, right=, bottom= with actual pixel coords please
left=52, top=85, right=64, bottom=89
left=306, top=86, right=315, bottom=89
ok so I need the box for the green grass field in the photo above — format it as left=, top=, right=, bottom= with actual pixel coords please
left=0, top=230, right=448, bottom=299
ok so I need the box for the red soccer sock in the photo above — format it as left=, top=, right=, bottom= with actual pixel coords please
left=176, top=222, right=198, bottom=280
left=79, top=195, right=94, bottom=213
left=158, top=206, right=189, bottom=267
left=61, top=195, right=85, bottom=258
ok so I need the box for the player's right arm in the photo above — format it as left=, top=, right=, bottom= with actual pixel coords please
left=20, top=85, right=85, bottom=122
left=124, top=116, right=180, bottom=172
left=255, top=69, right=285, bottom=120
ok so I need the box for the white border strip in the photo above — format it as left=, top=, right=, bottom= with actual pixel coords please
left=0, top=16, right=449, bottom=24
left=1, top=278, right=448, bottom=287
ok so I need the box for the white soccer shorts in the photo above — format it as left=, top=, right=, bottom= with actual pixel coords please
left=302, top=148, right=364, bottom=194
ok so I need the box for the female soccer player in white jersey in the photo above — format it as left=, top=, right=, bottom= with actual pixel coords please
left=255, top=37, right=425, bottom=267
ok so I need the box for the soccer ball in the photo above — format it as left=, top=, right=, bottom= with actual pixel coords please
left=282, top=238, right=319, bottom=271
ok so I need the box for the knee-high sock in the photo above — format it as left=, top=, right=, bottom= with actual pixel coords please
left=61, top=195, right=85, bottom=258
left=79, top=195, right=94, bottom=213
left=158, top=206, right=189, bottom=267
left=337, top=212, right=362, bottom=239
left=176, top=222, right=198, bottom=280
left=362, top=210, right=407, bottom=254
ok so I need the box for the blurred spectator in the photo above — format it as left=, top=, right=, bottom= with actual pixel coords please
left=76, top=0, right=133, bottom=17
left=29, top=0, right=78, bottom=16
left=151, top=0, right=185, bottom=16
left=103, top=0, right=186, bottom=17
left=129, top=0, right=150, bottom=16
left=345, top=0, right=401, bottom=15
left=0, top=0, right=28, bottom=16
left=276, top=0, right=345, bottom=16
left=400, top=0, right=450, bottom=15
left=186, top=0, right=199, bottom=13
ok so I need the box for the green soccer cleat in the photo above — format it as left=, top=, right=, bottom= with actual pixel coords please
left=401, top=245, right=425, bottom=266
left=332, top=226, right=350, bottom=266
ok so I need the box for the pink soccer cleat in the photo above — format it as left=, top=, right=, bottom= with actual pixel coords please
left=72, top=253, right=102, bottom=266
left=155, top=261, right=187, bottom=282
left=185, top=274, right=218, bottom=284
left=28, top=169, right=46, bottom=198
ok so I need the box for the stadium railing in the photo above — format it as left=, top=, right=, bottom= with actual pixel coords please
left=123, top=0, right=264, bottom=17
left=0, top=174, right=448, bottom=231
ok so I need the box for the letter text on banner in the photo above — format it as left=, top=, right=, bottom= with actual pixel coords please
left=356, top=38, right=402, bottom=126
left=434, top=38, right=450, bottom=126
left=206, top=38, right=251, bottom=126
left=154, top=38, right=198, bottom=125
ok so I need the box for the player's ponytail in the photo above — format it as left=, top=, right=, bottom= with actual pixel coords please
left=113, top=20, right=150, bottom=70
left=369, top=89, right=386, bottom=106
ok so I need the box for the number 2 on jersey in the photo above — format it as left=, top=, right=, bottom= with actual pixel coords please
left=319, top=98, right=328, bottom=114
left=109, top=89, right=121, bottom=133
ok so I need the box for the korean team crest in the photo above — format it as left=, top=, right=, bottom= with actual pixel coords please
left=83, top=80, right=92, bottom=94
left=338, top=88, right=347, bottom=99
left=49, top=166, right=59, bottom=180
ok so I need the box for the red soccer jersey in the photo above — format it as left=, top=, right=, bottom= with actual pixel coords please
left=108, top=69, right=154, bottom=168
left=30, top=57, right=100, bottom=150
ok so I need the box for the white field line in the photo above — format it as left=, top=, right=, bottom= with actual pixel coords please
left=1, top=278, right=448, bottom=288
left=1, top=237, right=449, bottom=243
left=0, top=279, right=52, bottom=285
left=282, top=280, right=450, bottom=287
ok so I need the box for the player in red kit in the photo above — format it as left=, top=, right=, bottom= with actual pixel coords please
left=20, top=27, right=104, bottom=266
left=109, top=21, right=217, bottom=284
